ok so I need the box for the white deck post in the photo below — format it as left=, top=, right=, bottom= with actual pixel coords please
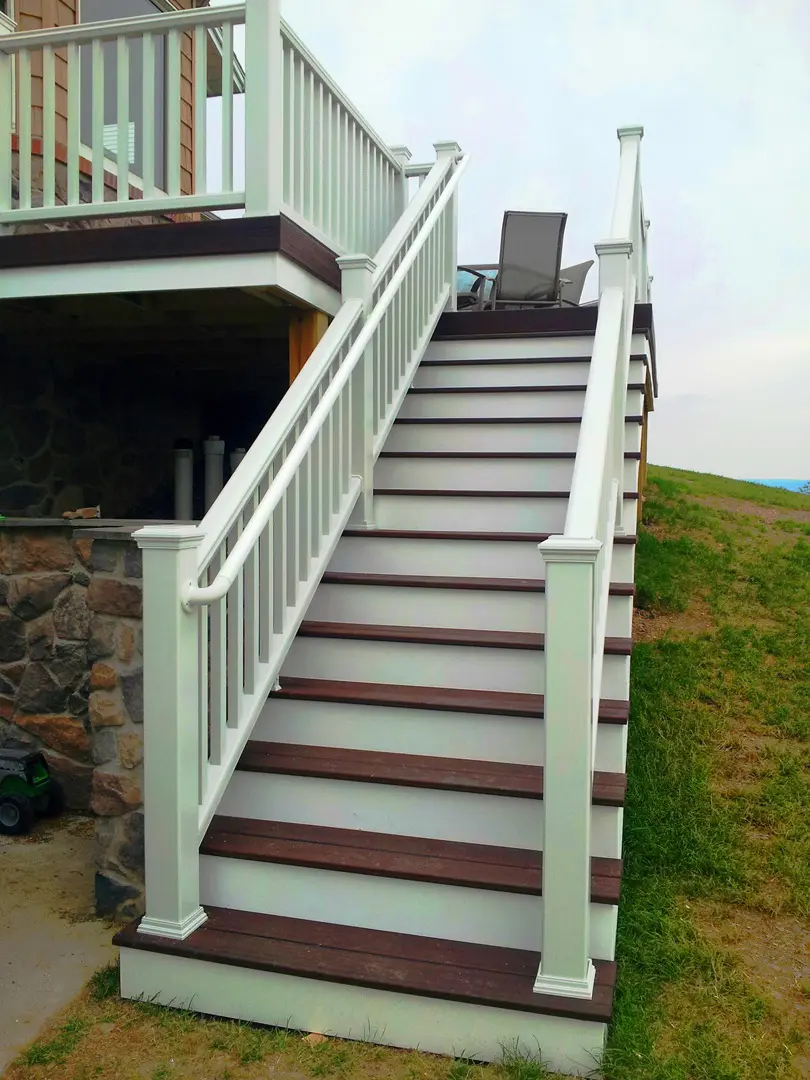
left=433, top=141, right=461, bottom=311
left=389, top=144, right=412, bottom=219
left=244, top=0, right=283, bottom=216
left=596, top=239, right=633, bottom=534
left=533, top=536, right=600, bottom=999
left=339, top=254, right=376, bottom=528
left=135, top=525, right=207, bottom=941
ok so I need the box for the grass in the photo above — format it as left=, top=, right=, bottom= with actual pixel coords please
left=5, top=465, right=810, bottom=1079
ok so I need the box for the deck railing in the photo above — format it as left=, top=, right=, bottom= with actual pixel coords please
left=132, top=143, right=465, bottom=940
left=0, top=0, right=404, bottom=256
left=535, top=126, right=648, bottom=1000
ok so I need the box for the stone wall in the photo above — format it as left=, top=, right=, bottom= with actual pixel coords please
left=0, top=525, right=145, bottom=918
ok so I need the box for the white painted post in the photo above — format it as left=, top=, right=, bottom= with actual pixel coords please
left=338, top=254, right=376, bottom=527
left=173, top=444, right=194, bottom=521
left=204, top=436, right=225, bottom=512
left=433, top=141, right=462, bottom=311
left=534, top=536, right=601, bottom=999
left=244, top=0, right=283, bottom=216
left=134, top=525, right=207, bottom=941
left=389, top=144, right=412, bottom=219
left=596, top=240, right=633, bottom=534
left=0, top=28, right=13, bottom=223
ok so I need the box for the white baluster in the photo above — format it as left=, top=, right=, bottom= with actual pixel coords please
left=42, top=45, right=56, bottom=208
left=66, top=41, right=81, bottom=206
left=166, top=29, right=182, bottom=196
left=141, top=32, right=156, bottom=198
left=135, top=525, right=207, bottom=941
left=193, top=24, right=208, bottom=196
left=221, top=22, right=234, bottom=193
left=533, top=536, right=600, bottom=999
left=18, top=49, right=32, bottom=211
left=116, top=35, right=130, bottom=202
left=91, top=38, right=104, bottom=204
left=0, top=34, right=13, bottom=216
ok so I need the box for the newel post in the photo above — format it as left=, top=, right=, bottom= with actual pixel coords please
left=339, top=254, right=377, bottom=528
left=597, top=238, right=633, bottom=534
left=389, top=144, right=412, bottom=220
left=434, top=141, right=462, bottom=311
left=244, top=0, right=283, bottom=216
left=134, top=525, right=207, bottom=940
left=534, top=536, right=601, bottom=999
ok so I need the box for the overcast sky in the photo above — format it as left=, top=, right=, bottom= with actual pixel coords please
left=212, top=0, right=809, bottom=481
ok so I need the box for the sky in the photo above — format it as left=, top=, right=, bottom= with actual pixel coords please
left=211, top=0, right=810, bottom=480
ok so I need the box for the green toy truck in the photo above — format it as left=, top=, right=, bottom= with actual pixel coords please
left=0, top=749, right=64, bottom=835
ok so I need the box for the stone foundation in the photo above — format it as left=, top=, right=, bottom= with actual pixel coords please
left=0, top=523, right=145, bottom=919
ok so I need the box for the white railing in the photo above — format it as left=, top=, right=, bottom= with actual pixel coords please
left=534, top=126, right=648, bottom=1000
left=133, top=142, right=465, bottom=940
left=0, top=0, right=404, bottom=255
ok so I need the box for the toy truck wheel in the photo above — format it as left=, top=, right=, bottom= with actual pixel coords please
left=0, top=793, right=34, bottom=835
left=36, top=778, right=65, bottom=818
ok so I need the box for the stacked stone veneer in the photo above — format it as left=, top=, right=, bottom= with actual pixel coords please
left=0, top=526, right=145, bottom=918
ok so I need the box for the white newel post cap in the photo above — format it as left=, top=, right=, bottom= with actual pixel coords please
left=389, top=145, right=413, bottom=165
left=337, top=255, right=377, bottom=305
left=134, top=524, right=203, bottom=550
left=433, top=141, right=463, bottom=159
left=538, top=536, right=602, bottom=562
left=617, top=125, right=644, bottom=141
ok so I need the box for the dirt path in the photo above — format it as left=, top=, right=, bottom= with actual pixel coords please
left=0, top=814, right=115, bottom=1075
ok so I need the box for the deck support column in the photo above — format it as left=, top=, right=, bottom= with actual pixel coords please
left=534, top=537, right=600, bottom=999
left=134, top=525, right=206, bottom=941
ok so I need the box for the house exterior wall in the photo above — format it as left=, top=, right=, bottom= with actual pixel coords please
left=13, top=0, right=200, bottom=197
left=0, top=525, right=145, bottom=918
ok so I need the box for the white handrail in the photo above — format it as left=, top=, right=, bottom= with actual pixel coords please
left=186, top=152, right=468, bottom=607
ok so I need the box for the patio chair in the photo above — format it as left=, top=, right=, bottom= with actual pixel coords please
left=559, top=260, right=594, bottom=306
left=492, top=210, right=567, bottom=308
left=456, top=264, right=498, bottom=310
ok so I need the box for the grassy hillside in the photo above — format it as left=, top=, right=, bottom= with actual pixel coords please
left=605, top=466, right=810, bottom=1080
left=6, top=466, right=809, bottom=1080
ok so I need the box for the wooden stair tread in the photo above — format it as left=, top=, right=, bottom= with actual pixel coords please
left=374, top=488, right=639, bottom=499
left=297, top=620, right=633, bottom=655
left=115, top=908, right=617, bottom=1022
left=238, top=742, right=627, bottom=806
left=341, top=528, right=638, bottom=544
left=202, top=816, right=622, bottom=903
left=406, top=383, right=645, bottom=394
left=320, top=571, right=635, bottom=597
left=394, top=415, right=644, bottom=425
left=272, top=676, right=630, bottom=724
left=379, top=450, right=643, bottom=459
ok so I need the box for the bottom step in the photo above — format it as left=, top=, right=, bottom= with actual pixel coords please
left=116, top=909, right=616, bottom=1075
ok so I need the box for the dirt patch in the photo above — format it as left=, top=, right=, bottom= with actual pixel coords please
left=633, top=602, right=716, bottom=641
left=695, top=497, right=810, bottom=526
left=692, top=901, right=810, bottom=1059
left=0, top=813, right=116, bottom=1073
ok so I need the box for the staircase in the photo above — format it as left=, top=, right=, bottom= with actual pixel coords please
left=114, top=131, right=654, bottom=1077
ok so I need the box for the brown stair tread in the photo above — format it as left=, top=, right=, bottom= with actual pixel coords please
left=115, top=907, right=617, bottom=1023
left=273, top=676, right=630, bottom=724
left=341, top=528, right=638, bottom=544
left=238, top=742, right=627, bottom=806
left=202, top=816, right=622, bottom=903
left=374, top=488, right=639, bottom=500
left=298, top=620, right=633, bottom=655
left=420, top=352, right=648, bottom=366
left=406, top=383, right=645, bottom=394
left=379, top=450, right=643, bottom=459
left=394, top=414, right=644, bottom=425
left=320, top=571, right=635, bottom=597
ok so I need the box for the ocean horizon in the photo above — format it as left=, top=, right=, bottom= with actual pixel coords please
left=742, top=479, right=808, bottom=492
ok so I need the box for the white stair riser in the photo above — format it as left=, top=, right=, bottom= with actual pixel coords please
left=398, top=389, right=644, bottom=421
left=373, top=493, right=639, bottom=535
left=282, top=636, right=630, bottom=700
left=330, top=535, right=636, bottom=584
left=308, top=582, right=633, bottom=638
left=376, top=455, right=639, bottom=493
left=220, top=771, right=623, bottom=858
left=255, top=698, right=628, bottom=773
left=200, top=856, right=618, bottom=959
left=385, top=420, right=643, bottom=454
left=414, top=359, right=647, bottom=389
left=422, top=331, right=650, bottom=362
left=119, top=949, right=608, bottom=1074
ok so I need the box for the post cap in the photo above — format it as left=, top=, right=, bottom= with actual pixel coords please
left=617, top=125, right=644, bottom=140
left=336, top=254, right=377, bottom=274
left=433, top=140, right=462, bottom=158
left=389, top=144, right=413, bottom=162
left=538, top=536, right=602, bottom=563
left=595, top=239, right=633, bottom=258
left=134, top=524, right=203, bottom=550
